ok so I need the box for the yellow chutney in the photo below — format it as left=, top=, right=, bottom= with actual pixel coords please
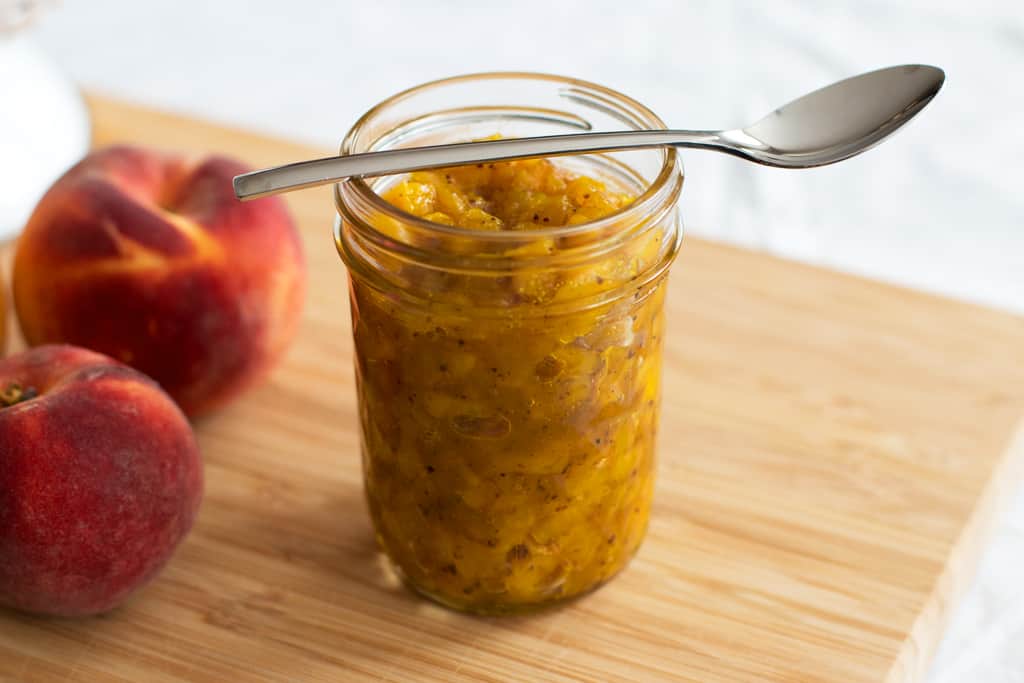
left=335, top=74, right=683, bottom=614
left=382, top=157, right=634, bottom=230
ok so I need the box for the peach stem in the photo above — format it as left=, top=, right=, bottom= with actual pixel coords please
left=0, top=383, right=39, bottom=407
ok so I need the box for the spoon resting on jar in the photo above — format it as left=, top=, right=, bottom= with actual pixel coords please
left=233, top=64, right=944, bottom=201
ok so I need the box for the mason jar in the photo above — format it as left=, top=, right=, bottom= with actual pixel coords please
left=335, top=73, right=683, bottom=614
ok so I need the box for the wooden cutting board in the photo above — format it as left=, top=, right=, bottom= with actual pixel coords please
left=0, top=97, right=1022, bottom=683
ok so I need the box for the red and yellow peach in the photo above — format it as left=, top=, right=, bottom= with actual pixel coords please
left=13, top=145, right=306, bottom=416
left=0, top=345, right=202, bottom=617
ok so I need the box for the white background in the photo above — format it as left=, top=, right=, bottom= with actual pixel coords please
left=20, top=1, right=1024, bottom=679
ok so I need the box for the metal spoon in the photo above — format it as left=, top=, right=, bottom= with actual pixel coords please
left=233, top=64, right=944, bottom=201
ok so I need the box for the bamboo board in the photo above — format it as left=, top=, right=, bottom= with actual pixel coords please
left=0, top=97, right=1022, bottom=682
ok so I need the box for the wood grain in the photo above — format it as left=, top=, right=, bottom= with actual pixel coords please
left=1, top=96, right=1022, bottom=683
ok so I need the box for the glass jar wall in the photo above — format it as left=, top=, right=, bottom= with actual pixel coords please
left=335, top=73, right=683, bottom=614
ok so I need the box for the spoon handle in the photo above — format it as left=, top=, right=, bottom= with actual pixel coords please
left=233, top=129, right=719, bottom=201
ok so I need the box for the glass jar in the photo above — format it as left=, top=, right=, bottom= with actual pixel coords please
left=335, top=73, right=683, bottom=614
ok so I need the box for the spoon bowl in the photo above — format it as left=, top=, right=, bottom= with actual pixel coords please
left=730, top=64, right=944, bottom=167
left=234, top=65, right=944, bottom=201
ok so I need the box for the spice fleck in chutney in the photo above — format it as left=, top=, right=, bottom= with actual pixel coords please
left=335, top=74, right=683, bottom=613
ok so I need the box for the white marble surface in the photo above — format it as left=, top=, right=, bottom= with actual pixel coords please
left=20, top=1, right=1024, bottom=679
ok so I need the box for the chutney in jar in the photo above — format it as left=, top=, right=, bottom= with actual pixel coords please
left=335, top=73, right=683, bottom=614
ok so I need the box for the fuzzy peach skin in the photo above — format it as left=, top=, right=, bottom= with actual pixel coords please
left=0, top=345, right=202, bottom=617
left=13, top=145, right=306, bottom=416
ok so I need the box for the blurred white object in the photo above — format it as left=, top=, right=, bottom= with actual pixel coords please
left=0, top=1, right=89, bottom=241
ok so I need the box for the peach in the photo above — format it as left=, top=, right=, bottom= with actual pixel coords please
left=0, top=269, right=6, bottom=356
left=13, top=145, right=306, bottom=416
left=0, top=345, right=202, bottom=617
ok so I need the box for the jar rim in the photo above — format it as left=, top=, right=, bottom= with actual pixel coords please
left=334, top=71, right=682, bottom=242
